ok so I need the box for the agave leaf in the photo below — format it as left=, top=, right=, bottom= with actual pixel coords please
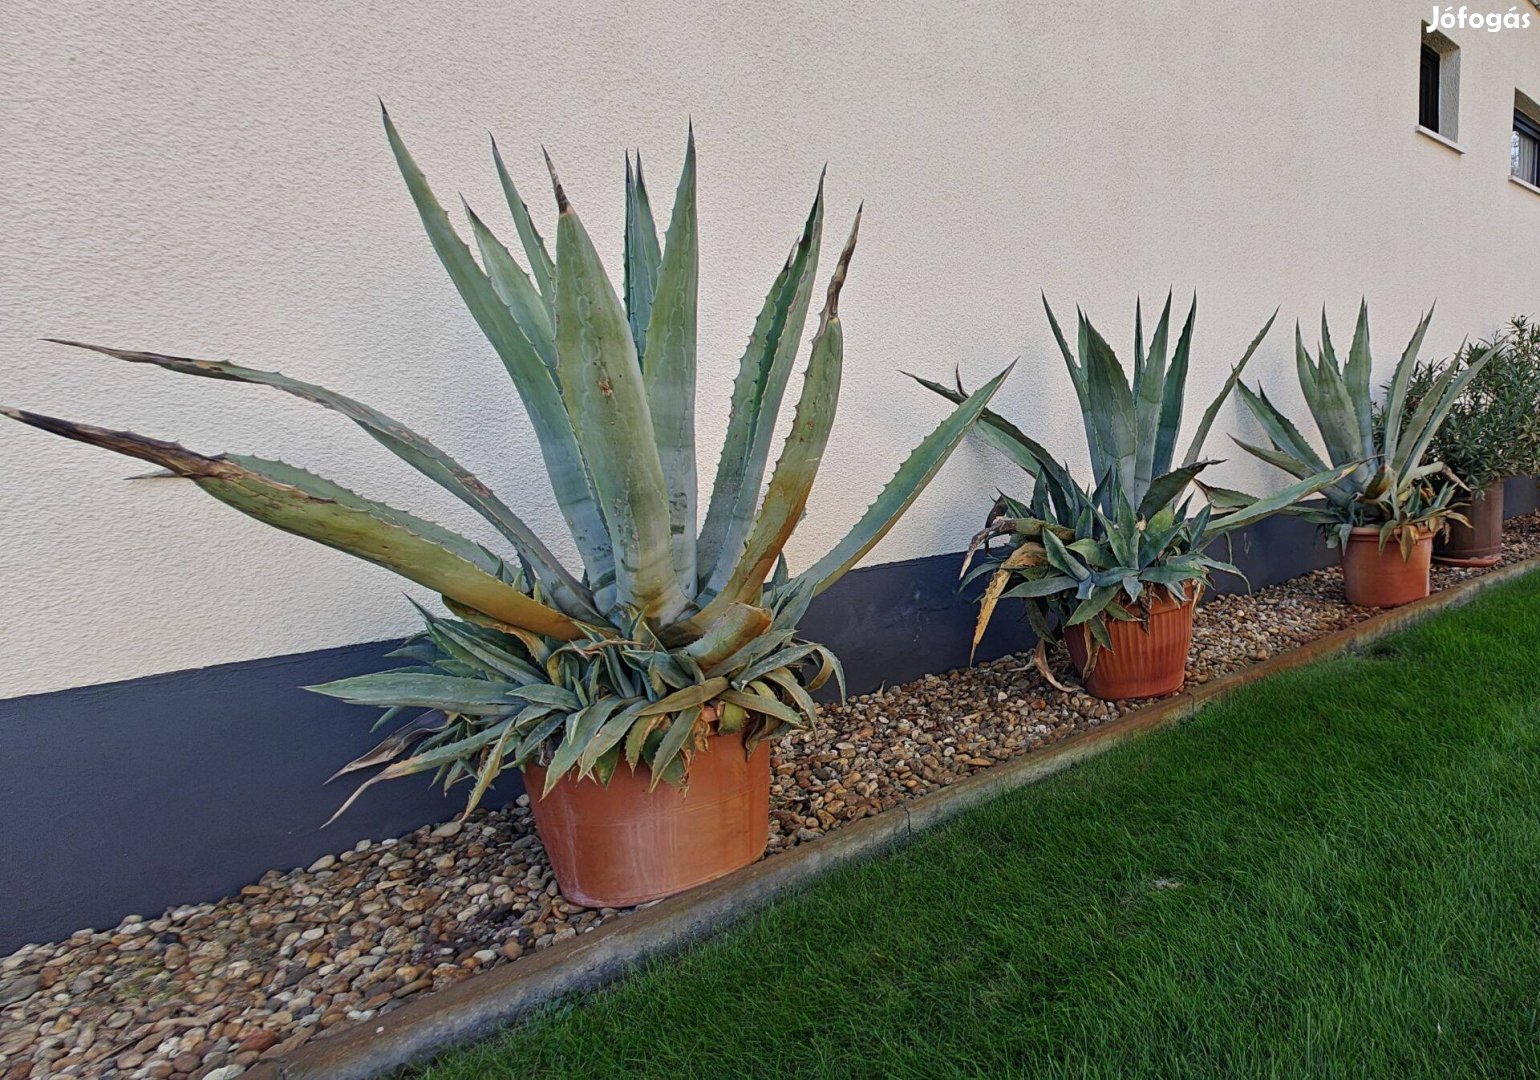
left=47, top=340, right=597, bottom=621
left=1301, top=335, right=1363, bottom=470
left=624, top=153, right=664, bottom=362
left=307, top=672, right=524, bottom=713
left=462, top=201, right=557, bottom=370
left=491, top=136, right=557, bottom=316
left=1080, top=318, right=1139, bottom=502
left=1132, top=292, right=1175, bottom=497
left=906, top=371, right=1041, bottom=477
left=697, top=177, right=825, bottom=593
left=1066, top=584, right=1121, bottom=626
left=326, top=717, right=517, bottom=826
left=1180, top=308, right=1277, bottom=466
left=576, top=698, right=650, bottom=774
left=1395, top=343, right=1496, bottom=476
left=1206, top=463, right=1359, bottom=536
left=550, top=159, right=690, bottom=624
left=1230, top=434, right=1318, bottom=481
left=761, top=668, right=818, bottom=725
left=1043, top=295, right=1102, bottom=479
left=678, top=603, right=773, bottom=669
left=1344, top=300, right=1375, bottom=457
left=1380, top=306, right=1436, bottom=467
left=542, top=698, right=625, bottom=794
left=637, top=677, right=730, bottom=716
left=3, top=409, right=589, bottom=638
left=1001, top=573, right=1078, bottom=599
left=646, top=707, right=703, bottom=790
left=793, top=362, right=1014, bottom=597
left=1137, top=460, right=1216, bottom=521
left=461, top=722, right=518, bottom=820
left=970, top=542, right=1048, bottom=659
left=1152, top=297, right=1198, bottom=478
left=719, top=686, right=803, bottom=728
left=1236, top=381, right=1329, bottom=474
left=642, top=131, right=700, bottom=593
left=326, top=711, right=449, bottom=782
left=386, top=108, right=614, bottom=598
left=1040, top=528, right=1090, bottom=582
left=695, top=210, right=856, bottom=624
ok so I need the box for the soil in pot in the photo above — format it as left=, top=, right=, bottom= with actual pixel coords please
left=1342, top=526, right=1433, bottom=607
left=1064, top=587, right=1196, bottom=701
left=1435, top=480, right=1504, bottom=568
left=524, top=727, right=771, bottom=908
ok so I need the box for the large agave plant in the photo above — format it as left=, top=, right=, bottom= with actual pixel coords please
left=3, top=110, right=1007, bottom=816
left=918, top=295, right=1350, bottom=677
left=1231, top=304, right=1498, bottom=554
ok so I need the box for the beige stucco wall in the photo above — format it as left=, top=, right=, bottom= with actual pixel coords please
left=2, top=0, right=1537, bottom=697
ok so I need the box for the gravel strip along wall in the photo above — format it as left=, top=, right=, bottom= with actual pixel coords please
left=2, top=510, right=1538, bottom=1080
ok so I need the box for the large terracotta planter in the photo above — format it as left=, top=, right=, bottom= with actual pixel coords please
left=1435, top=480, right=1504, bottom=568
left=1064, top=587, right=1196, bottom=701
left=1342, top=525, right=1432, bottom=607
left=524, top=728, right=770, bottom=908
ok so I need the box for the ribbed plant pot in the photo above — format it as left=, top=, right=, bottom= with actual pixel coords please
left=1435, top=480, right=1504, bottom=568
left=1342, top=526, right=1432, bottom=607
left=1064, top=588, right=1196, bottom=701
left=523, top=726, right=770, bottom=909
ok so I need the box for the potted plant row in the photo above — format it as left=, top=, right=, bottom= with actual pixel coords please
left=4, top=110, right=1531, bottom=911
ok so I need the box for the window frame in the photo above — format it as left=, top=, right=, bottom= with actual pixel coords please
left=1515, top=109, right=1540, bottom=186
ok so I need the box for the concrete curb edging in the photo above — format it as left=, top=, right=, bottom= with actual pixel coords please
left=248, top=554, right=1540, bottom=1079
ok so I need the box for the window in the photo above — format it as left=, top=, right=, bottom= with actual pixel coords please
left=1419, top=45, right=1441, bottom=130
left=1514, top=94, right=1540, bottom=187
left=1418, top=28, right=1460, bottom=141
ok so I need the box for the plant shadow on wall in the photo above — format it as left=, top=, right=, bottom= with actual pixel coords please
left=917, top=296, right=1352, bottom=701
left=1230, top=304, right=1498, bottom=608
left=1, top=108, right=1010, bottom=908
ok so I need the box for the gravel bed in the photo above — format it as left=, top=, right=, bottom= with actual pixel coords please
left=3, top=510, right=1538, bottom=1079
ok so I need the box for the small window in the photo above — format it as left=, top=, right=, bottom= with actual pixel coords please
left=1514, top=94, right=1540, bottom=187
left=1419, top=27, right=1460, bottom=140
left=1419, top=45, right=1441, bottom=130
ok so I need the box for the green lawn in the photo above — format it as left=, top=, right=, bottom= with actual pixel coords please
left=415, top=572, right=1540, bottom=1079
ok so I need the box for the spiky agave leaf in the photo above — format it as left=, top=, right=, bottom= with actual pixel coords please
left=641, top=130, right=700, bottom=594
left=696, top=174, right=825, bottom=594
left=549, top=155, right=691, bottom=624
left=686, top=208, right=857, bottom=628
left=793, top=361, right=1015, bottom=597
left=44, top=340, right=599, bottom=621
left=0, top=408, right=589, bottom=639
left=384, top=105, right=617, bottom=608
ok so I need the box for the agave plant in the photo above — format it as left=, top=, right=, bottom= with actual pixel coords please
left=3, top=110, right=1008, bottom=817
left=918, top=295, right=1350, bottom=678
left=1231, top=303, right=1498, bottom=556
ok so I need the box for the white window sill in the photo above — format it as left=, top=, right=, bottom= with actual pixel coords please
left=1510, top=174, right=1540, bottom=197
left=1416, top=125, right=1465, bottom=154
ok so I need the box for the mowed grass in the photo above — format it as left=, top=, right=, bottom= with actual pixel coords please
left=415, top=572, right=1540, bottom=1079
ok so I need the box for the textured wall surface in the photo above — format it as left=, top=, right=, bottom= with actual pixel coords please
left=2, top=0, right=1538, bottom=697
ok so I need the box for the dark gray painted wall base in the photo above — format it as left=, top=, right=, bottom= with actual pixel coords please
left=2, top=477, right=1536, bottom=952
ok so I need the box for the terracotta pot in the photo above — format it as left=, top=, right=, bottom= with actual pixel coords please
left=1341, top=526, right=1433, bottom=607
left=1064, top=587, right=1196, bottom=701
left=524, top=729, right=770, bottom=908
left=1434, top=480, right=1504, bottom=567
